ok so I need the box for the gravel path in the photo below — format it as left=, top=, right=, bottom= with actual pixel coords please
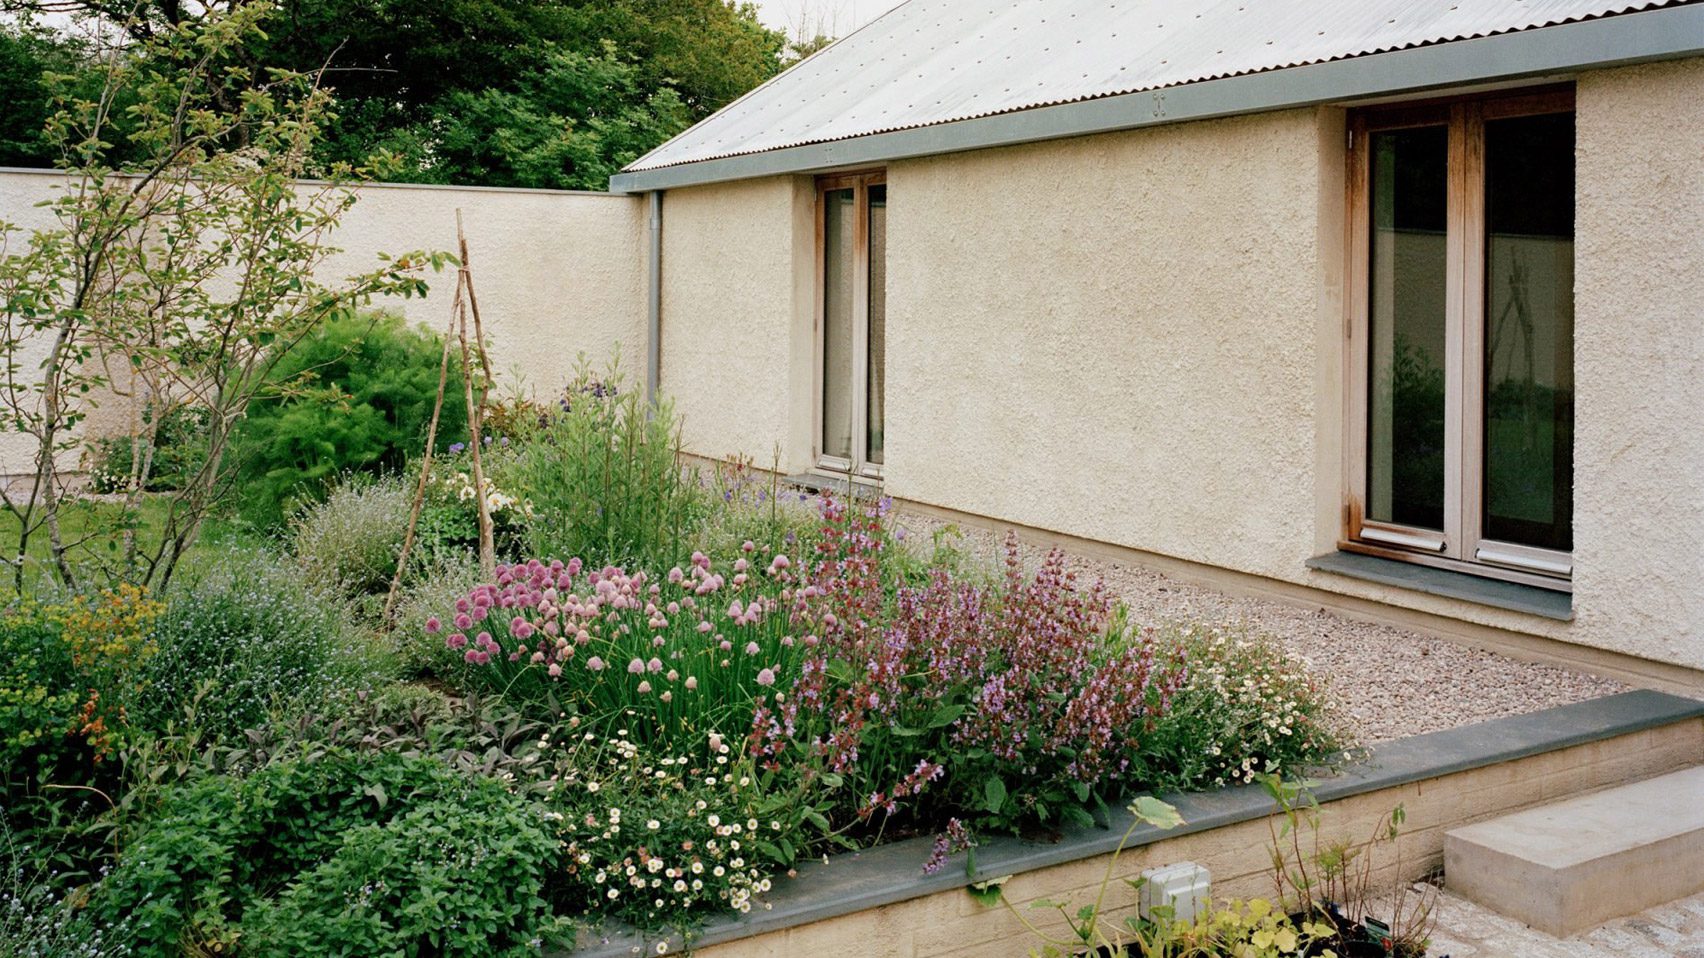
left=892, top=512, right=1627, bottom=746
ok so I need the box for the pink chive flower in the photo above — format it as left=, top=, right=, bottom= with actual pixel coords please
left=685, top=676, right=698, bottom=690
left=637, top=681, right=652, bottom=694
left=586, top=656, right=605, bottom=671
left=425, top=617, right=442, bottom=634
left=756, top=668, right=776, bottom=687
left=627, top=658, right=645, bottom=675
left=745, top=642, right=760, bottom=656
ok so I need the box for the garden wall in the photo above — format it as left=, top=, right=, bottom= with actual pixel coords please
left=0, top=169, right=647, bottom=479
left=650, top=58, right=1704, bottom=685
left=574, top=692, right=1704, bottom=958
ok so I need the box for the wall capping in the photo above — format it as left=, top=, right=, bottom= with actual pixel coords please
left=564, top=690, right=1704, bottom=956
left=0, top=166, right=635, bottom=199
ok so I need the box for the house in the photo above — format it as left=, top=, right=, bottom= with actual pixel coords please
left=606, top=0, right=1704, bottom=689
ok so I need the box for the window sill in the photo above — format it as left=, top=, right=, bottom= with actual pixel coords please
left=784, top=472, right=884, bottom=500
left=1306, top=551, right=1574, bottom=621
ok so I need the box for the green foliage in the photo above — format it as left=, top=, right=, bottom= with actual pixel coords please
left=232, top=312, right=465, bottom=528
left=96, top=748, right=563, bottom=957
left=0, top=816, right=135, bottom=957
left=0, top=586, right=163, bottom=786
left=0, top=20, right=94, bottom=168
left=5, top=0, right=787, bottom=189
left=502, top=358, right=705, bottom=571
left=1132, top=622, right=1344, bottom=793
left=289, top=475, right=411, bottom=602
left=83, top=403, right=210, bottom=494
left=390, top=42, right=690, bottom=191
left=134, top=550, right=388, bottom=739
left=1, top=5, right=443, bottom=593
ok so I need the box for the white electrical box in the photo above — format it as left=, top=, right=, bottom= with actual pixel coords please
left=1138, top=861, right=1211, bottom=924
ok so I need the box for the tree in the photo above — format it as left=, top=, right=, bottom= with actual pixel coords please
left=0, top=19, right=95, bottom=167
left=392, top=42, right=690, bottom=191
left=0, top=4, right=445, bottom=590
left=2, top=0, right=789, bottom=187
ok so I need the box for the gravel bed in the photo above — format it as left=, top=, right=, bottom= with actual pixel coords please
left=891, top=512, right=1627, bottom=746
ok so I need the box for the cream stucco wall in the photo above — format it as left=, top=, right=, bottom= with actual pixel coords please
left=0, top=171, right=645, bottom=477
left=1570, top=58, right=1704, bottom=670
left=652, top=59, right=1704, bottom=679
left=657, top=175, right=816, bottom=471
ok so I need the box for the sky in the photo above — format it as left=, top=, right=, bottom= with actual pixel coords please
left=750, top=0, right=897, bottom=39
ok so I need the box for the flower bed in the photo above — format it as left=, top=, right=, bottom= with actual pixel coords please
left=0, top=368, right=1407, bottom=956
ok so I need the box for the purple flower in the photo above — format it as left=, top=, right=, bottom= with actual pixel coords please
left=425, top=617, right=442, bottom=634
left=449, top=442, right=466, bottom=454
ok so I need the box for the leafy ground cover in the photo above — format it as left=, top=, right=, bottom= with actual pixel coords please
left=1, top=358, right=1355, bottom=956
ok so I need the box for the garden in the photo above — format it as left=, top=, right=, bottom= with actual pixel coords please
left=1, top=8, right=1448, bottom=958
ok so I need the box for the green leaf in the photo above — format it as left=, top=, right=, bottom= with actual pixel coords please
left=965, top=875, right=1011, bottom=908
left=926, top=703, right=965, bottom=728
left=1128, top=796, right=1184, bottom=831
left=983, top=776, right=1007, bottom=814
left=818, top=772, right=844, bottom=788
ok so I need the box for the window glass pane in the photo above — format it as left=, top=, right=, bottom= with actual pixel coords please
left=866, top=184, right=886, bottom=466
left=1368, top=126, right=1449, bottom=531
left=821, top=188, right=855, bottom=461
left=1483, top=113, right=1574, bottom=551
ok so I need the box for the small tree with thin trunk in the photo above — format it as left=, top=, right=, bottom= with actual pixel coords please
left=0, top=4, right=447, bottom=591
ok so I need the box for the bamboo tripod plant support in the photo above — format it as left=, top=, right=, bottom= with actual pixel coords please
left=382, top=210, right=497, bottom=628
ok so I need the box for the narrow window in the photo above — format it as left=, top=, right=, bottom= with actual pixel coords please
left=816, top=172, right=885, bottom=477
left=1348, top=91, right=1574, bottom=587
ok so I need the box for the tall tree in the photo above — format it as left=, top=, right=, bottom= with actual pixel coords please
left=1, top=0, right=788, bottom=187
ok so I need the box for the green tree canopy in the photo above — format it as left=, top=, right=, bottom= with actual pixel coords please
left=0, top=0, right=788, bottom=188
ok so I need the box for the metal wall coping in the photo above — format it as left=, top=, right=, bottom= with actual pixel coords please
left=608, top=4, right=1704, bottom=193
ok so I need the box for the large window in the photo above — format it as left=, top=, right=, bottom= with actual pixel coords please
left=817, top=171, right=886, bottom=477
left=1346, top=90, right=1575, bottom=588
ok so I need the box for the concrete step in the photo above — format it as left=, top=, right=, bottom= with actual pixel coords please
left=1444, top=765, right=1704, bottom=937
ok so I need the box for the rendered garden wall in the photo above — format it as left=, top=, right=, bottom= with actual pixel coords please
left=0, top=169, right=647, bottom=476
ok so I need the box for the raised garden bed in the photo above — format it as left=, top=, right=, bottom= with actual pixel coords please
left=568, top=690, right=1704, bottom=957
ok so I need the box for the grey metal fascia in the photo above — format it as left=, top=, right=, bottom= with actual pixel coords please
left=608, top=4, right=1704, bottom=193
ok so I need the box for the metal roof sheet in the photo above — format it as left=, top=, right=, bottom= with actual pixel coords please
left=626, top=0, right=1694, bottom=173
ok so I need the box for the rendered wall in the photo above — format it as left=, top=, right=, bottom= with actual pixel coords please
left=0, top=171, right=645, bottom=477
left=657, top=175, right=816, bottom=471
left=652, top=59, right=1704, bottom=677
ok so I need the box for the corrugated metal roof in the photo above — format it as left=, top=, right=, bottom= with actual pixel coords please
left=626, top=0, right=1694, bottom=172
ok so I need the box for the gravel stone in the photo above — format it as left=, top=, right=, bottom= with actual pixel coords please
left=892, top=512, right=1627, bottom=745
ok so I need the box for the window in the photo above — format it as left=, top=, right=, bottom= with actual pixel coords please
left=816, top=171, right=886, bottom=477
left=1346, top=90, right=1575, bottom=589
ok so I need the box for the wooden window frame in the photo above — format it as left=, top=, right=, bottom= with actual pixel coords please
left=813, top=170, right=886, bottom=480
left=1343, top=88, right=1575, bottom=592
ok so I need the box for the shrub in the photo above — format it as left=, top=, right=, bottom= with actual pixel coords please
left=1, top=586, right=163, bottom=781
left=230, top=312, right=467, bottom=528
left=289, top=474, right=411, bottom=601
left=83, top=403, right=210, bottom=494
left=97, top=749, right=562, bottom=957
left=502, top=359, right=706, bottom=570
left=1140, top=624, right=1344, bottom=791
left=134, top=550, right=386, bottom=737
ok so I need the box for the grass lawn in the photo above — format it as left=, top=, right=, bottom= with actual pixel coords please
left=1, top=494, right=257, bottom=594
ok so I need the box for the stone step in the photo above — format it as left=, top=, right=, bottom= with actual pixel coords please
left=1444, top=765, right=1704, bottom=938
